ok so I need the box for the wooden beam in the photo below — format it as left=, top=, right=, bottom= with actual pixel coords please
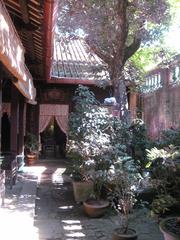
left=19, top=0, right=36, bottom=60
left=44, top=0, right=59, bottom=81
left=50, top=76, right=104, bottom=86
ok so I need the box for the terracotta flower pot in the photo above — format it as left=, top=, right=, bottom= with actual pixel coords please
left=112, top=228, right=138, bottom=240
left=83, top=199, right=109, bottom=218
left=159, top=217, right=180, bottom=240
left=26, top=153, right=38, bottom=166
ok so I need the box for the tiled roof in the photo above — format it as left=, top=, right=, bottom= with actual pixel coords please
left=52, top=38, right=109, bottom=82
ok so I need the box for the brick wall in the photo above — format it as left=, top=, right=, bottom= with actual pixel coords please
left=142, top=66, right=180, bottom=139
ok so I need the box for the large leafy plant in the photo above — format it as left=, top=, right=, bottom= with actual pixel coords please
left=146, top=145, right=180, bottom=216
left=68, top=85, right=113, bottom=188
left=68, top=85, right=137, bottom=201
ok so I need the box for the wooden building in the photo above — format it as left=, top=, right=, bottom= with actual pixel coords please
left=0, top=0, right=137, bottom=163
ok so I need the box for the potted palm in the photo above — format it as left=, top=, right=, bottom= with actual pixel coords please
left=25, top=132, right=39, bottom=165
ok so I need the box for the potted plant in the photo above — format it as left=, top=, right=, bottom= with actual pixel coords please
left=67, top=149, right=94, bottom=203
left=159, top=217, right=180, bottom=240
left=24, top=132, right=39, bottom=165
left=68, top=85, right=117, bottom=212
left=108, top=152, right=139, bottom=240
left=82, top=153, right=111, bottom=218
left=68, top=85, right=100, bottom=202
left=82, top=115, right=135, bottom=218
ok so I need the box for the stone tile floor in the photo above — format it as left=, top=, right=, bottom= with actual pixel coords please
left=0, top=160, right=163, bottom=240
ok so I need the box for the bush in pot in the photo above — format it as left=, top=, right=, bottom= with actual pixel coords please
left=68, top=85, right=139, bottom=220
left=67, top=149, right=94, bottom=203
left=108, top=154, right=139, bottom=240
left=68, top=85, right=112, bottom=204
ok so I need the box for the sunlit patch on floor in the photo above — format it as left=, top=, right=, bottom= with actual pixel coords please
left=62, top=220, right=85, bottom=238
left=58, top=205, right=74, bottom=210
left=23, top=166, right=47, bottom=181
left=51, top=168, right=66, bottom=183
left=63, top=225, right=82, bottom=231
left=66, top=232, right=85, bottom=237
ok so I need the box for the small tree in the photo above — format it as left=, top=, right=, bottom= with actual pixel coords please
left=108, top=155, right=139, bottom=233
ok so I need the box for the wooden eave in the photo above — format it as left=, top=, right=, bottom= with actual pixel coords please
left=4, top=0, right=58, bottom=83
left=0, top=0, right=36, bottom=102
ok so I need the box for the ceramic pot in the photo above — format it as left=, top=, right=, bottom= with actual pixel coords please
left=112, top=228, right=138, bottom=240
left=159, top=217, right=180, bottom=240
left=26, top=153, right=38, bottom=165
left=83, top=199, right=109, bottom=218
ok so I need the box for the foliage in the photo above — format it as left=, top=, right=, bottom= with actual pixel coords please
left=68, top=85, right=138, bottom=203
left=58, top=0, right=171, bottom=122
left=68, top=85, right=113, bottom=195
left=25, top=133, right=39, bottom=154
left=146, top=147, right=168, bottom=168
left=146, top=144, right=180, bottom=216
left=130, top=46, right=175, bottom=76
left=129, top=119, right=153, bottom=175
left=158, top=128, right=180, bottom=148
left=150, top=194, right=177, bottom=217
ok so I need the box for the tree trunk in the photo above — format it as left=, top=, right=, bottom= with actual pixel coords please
left=112, top=65, right=130, bottom=124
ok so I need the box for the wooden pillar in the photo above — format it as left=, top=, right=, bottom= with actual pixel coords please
left=26, top=103, right=39, bottom=137
left=10, top=85, right=19, bottom=155
left=18, top=98, right=26, bottom=155
left=0, top=63, right=2, bottom=154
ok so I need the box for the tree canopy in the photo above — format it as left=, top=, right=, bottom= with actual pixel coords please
left=57, top=0, right=171, bottom=122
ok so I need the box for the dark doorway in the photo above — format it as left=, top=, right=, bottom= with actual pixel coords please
left=1, top=112, right=10, bottom=152
left=40, top=117, right=66, bottom=159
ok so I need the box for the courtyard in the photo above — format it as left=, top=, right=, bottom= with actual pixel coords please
left=0, top=160, right=164, bottom=240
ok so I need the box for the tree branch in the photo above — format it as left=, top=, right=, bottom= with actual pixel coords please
left=123, top=37, right=141, bottom=64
